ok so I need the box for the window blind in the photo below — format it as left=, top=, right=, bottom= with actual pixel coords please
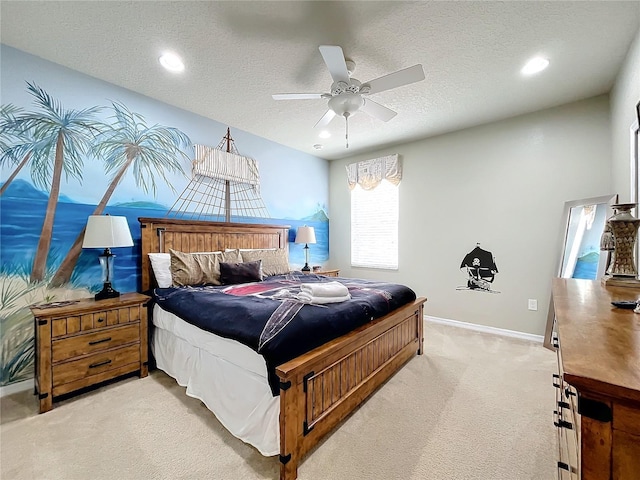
left=350, top=180, right=399, bottom=269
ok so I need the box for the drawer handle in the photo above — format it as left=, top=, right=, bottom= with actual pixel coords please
left=564, top=387, right=576, bottom=398
left=558, top=462, right=569, bottom=471
left=89, top=359, right=112, bottom=369
left=96, top=317, right=105, bottom=323
left=557, top=401, right=570, bottom=409
left=88, top=337, right=112, bottom=346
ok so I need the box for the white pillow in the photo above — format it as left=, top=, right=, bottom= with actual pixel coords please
left=148, top=253, right=172, bottom=288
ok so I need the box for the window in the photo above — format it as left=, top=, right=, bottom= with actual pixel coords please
left=351, top=179, right=399, bottom=269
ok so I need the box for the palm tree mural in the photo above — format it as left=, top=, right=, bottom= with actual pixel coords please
left=50, top=102, right=191, bottom=287
left=2, top=82, right=103, bottom=282
left=0, top=104, right=34, bottom=196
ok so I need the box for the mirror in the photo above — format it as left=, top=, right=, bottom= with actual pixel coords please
left=543, top=194, right=618, bottom=349
left=630, top=113, right=639, bottom=278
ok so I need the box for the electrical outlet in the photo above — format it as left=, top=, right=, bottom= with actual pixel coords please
left=528, top=299, right=538, bottom=311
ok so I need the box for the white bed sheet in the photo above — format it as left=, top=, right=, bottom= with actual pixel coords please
left=152, top=304, right=280, bottom=456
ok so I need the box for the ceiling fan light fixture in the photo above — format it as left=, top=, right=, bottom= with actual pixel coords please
left=328, top=93, right=364, bottom=116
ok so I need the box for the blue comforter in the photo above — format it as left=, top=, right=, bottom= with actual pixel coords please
left=153, top=272, right=417, bottom=395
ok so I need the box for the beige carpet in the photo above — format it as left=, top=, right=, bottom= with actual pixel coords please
left=1, top=321, right=557, bottom=480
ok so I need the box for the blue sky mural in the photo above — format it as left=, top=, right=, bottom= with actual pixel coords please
left=0, top=45, right=329, bottom=386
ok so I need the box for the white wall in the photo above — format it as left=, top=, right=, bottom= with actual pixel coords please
left=329, top=96, right=611, bottom=335
left=611, top=28, right=640, bottom=200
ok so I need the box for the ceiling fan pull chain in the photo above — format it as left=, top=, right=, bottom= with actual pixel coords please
left=345, top=113, right=349, bottom=148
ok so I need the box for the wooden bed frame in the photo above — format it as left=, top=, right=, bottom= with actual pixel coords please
left=138, top=217, right=426, bottom=480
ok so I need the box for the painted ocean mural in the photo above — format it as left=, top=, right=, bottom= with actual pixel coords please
left=0, top=79, right=329, bottom=387
left=1, top=181, right=329, bottom=294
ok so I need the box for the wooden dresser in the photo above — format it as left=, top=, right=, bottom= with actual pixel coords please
left=31, top=293, right=149, bottom=413
left=552, top=278, right=640, bottom=479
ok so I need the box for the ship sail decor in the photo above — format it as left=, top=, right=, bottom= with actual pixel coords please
left=457, top=244, right=500, bottom=294
left=167, top=128, right=270, bottom=221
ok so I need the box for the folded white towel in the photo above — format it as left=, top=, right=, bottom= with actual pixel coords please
left=297, top=292, right=352, bottom=304
left=300, top=281, right=349, bottom=298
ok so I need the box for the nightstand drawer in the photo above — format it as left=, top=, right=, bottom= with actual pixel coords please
left=52, top=344, right=140, bottom=387
left=52, top=323, right=140, bottom=362
left=50, top=305, right=143, bottom=338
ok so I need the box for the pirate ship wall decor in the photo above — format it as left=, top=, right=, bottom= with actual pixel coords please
left=457, top=244, right=500, bottom=293
left=167, top=128, right=270, bottom=221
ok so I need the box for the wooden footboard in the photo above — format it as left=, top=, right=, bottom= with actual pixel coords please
left=276, top=297, right=426, bottom=480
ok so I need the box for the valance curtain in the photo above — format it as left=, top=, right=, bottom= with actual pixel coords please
left=346, top=154, right=402, bottom=191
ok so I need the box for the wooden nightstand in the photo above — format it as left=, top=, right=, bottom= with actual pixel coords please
left=312, top=269, right=340, bottom=277
left=31, top=292, right=150, bottom=413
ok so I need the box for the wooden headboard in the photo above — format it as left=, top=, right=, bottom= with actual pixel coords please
left=138, top=217, right=290, bottom=291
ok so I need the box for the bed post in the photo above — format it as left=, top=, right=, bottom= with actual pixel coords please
left=417, top=301, right=425, bottom=355
left=139, top=218, right=155, bottom=292
left=279, top=378, right=303, bottom=480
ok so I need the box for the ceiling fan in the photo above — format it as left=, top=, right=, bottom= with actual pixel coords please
left=272, top=45, right=425, bottom=147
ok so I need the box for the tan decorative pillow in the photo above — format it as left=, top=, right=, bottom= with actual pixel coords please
left=169, top=249, right=220, bottom=286
left=239, top=249, right=290, bottom=277
left=169, top=249, right=244, bottom=286
left=221, top=249, right=242, bottom=264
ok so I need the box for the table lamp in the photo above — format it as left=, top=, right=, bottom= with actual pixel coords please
left=295, top=226, right=316, bottom=272
left=82, top=214, right=133, bottom=300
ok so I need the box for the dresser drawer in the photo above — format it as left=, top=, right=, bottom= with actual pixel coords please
left=51, top=323, right=140, bottom=362
left=52, top=344, right=140, bottom=387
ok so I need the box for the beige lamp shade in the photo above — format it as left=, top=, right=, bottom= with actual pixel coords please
left=82, top=215, right=134, bottom=249
left=295, top=226, right=316, bottom=244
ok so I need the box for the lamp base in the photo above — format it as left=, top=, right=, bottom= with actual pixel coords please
left=95, top=282, right=120, bottom=301
left=301, top=264, right=311, bottom=272
left=601, top=275, right=640, bottom=288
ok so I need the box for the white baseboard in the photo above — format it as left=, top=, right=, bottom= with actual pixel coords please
left=0, top=379, right=33, bottom=398
left=425, top=315, right=544, bottom=343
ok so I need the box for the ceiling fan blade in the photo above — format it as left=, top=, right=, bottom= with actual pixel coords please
left=314, top=109, right=336, bottom=128
left=360, top=98, right=397, bottom=122
left=319, top=45, right=350, bottom=84
left=272, top=93, right=325, bottom=100
left=362, top=64, right=425, bottom=95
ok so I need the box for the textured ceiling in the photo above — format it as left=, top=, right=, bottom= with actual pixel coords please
left=1, top=1, right=639, bottom=160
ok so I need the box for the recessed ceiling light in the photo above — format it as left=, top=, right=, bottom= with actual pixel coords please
left=313, top=144, right=323, bottom=150
left=521, top=56, right=549, bottom=75
left=318, top=130, right=331, bottom=139
left=159, top=52, right=185, bottom=73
